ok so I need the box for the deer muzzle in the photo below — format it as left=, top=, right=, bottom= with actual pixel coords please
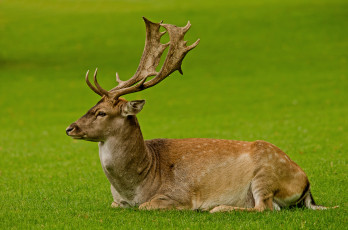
left=66, top=123, right=80, bottom=137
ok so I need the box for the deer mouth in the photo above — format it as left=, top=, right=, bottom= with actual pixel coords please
left=66, top=130, right=99, bottom=142
left=69, top=135, right=86, bottom=140
left=67, top=133, right=88, bottom=140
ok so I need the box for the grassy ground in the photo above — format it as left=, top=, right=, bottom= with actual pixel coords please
left=0, top=0, right=347, bottom=229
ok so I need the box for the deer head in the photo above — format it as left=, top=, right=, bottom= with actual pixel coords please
left=66, top=17, right=200, bottom=142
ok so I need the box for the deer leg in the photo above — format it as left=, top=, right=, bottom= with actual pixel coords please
left=111, top=201, right=120, bottom=208
left=210, top=179, right=275, bottom=213
left=110, top=185, right=121, bottom=208
left=110, top=184, right=130, bottom=208
left=210, top=195, right=274, bottom=213
left=139, top=194, right=180, bottom=210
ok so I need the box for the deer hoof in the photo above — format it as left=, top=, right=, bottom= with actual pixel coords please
left=139, top=202, right=152, bottom=210
left=111, top=201, right=120, bottom=208
left=210, top=205, right=235, bottom=213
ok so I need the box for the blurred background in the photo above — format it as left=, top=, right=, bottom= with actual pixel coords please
left=0, top=0, right=347, bottom=228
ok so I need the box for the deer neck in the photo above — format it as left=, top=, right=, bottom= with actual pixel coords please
left=98, top=116, right=153, bottom=200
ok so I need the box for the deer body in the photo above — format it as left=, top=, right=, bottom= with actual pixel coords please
left=66, top=17, right=334, bottom=212
left=95, top=110, right=308, bottom=211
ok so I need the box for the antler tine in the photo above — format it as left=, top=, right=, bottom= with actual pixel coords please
left=116, top=72, right=126, bottom=88
left=115, top=72, right=125, bottom=85
left=112, top=76, right=149, bottom=100
left=93, top=68, right=110, bottom=97
left=182, top=21, right=191, bottom=33
left=85, top=70, right=103, bottom=96
left=186, top=38, right=200, bottom=51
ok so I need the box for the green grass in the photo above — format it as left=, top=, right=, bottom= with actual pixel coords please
left=0, top=0, right=347, bottom=229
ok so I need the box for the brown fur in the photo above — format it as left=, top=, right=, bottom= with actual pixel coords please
left=66, top=98, right=331, bottom=212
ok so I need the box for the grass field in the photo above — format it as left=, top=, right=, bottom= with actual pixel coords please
left=0, top=0, right=347, bottom=229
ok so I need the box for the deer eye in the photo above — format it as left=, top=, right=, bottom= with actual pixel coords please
left=97, top=111, right=106, bottom=117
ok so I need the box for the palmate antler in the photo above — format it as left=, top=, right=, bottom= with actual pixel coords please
left=85, top=17, right=200, bottom=100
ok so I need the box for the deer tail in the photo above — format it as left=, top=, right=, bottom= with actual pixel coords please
left=304, top=188, right=338, bottom=210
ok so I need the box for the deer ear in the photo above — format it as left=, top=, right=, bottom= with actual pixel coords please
left=122, top=100, right=145, bottom=116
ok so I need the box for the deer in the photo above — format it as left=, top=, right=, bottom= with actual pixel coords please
left=66, top=17, right=335, bottom=212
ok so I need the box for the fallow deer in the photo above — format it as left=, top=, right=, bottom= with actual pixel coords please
left=66, top=17, right=334, bottom=212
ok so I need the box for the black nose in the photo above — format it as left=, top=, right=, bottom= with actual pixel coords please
left=66, top=123, right=77, bottom=135
left=66, top=127, right=73, bottom=135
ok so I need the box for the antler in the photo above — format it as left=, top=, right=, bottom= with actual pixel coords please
left=85, top=68, right=110, bottom=97
left=111, top=17, right=169, bottom=91
left=86, top=17, right=200, bottom=100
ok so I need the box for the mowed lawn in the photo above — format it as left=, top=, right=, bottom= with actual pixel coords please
left=0, top=0, right=347, bottom=229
